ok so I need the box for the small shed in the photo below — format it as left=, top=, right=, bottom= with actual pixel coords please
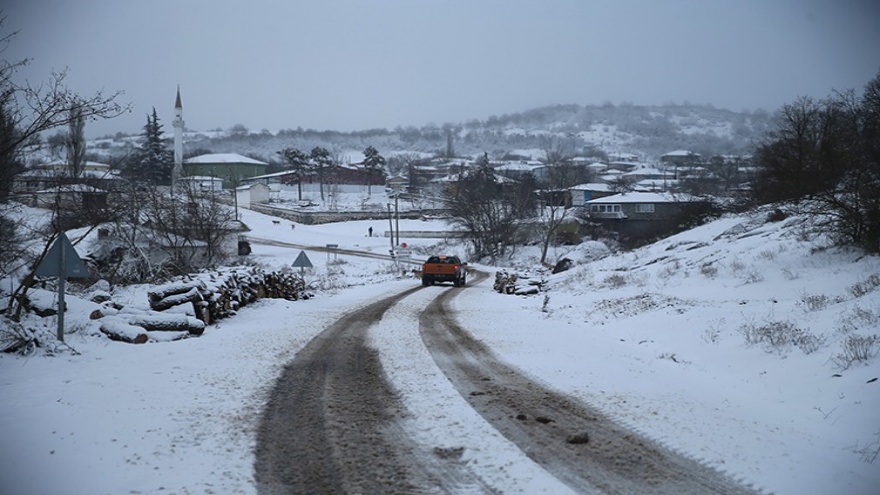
left=235, top=183, right=270, bottom=208
left=180, top=175, right=223, bottom=192
left=385, top=175, right=409, bottom=191
left=32, top=184, right=108, bottom=210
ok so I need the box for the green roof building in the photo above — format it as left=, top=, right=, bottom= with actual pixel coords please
left=183, top=153, right=269, bottom=189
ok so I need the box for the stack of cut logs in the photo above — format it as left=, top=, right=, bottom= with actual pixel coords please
left=493, top=270, right=544, bottom=296
left=147, top=267, right=312, bottom=325
left=494, top=271, right=519, bottom=294
left=94, top=267, right=311, bottom=343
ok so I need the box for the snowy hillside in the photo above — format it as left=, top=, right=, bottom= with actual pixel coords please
left=86, top=103, right=772, bottom=165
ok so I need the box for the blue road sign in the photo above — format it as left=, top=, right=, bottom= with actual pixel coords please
left=34, top=233, right=90, bottom=278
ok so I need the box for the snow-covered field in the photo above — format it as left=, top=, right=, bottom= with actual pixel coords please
left=2, top=199, right=879, bottom=494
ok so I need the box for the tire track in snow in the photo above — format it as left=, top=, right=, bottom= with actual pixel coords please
left=419, top=271, right=757, bottom=494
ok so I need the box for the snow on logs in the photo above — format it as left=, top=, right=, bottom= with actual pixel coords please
left=96, top=308, right=201, bottom=344
left=95, top=267, right=311, bottom=344
left=147, top=267, right=312, bottom=325
left=493, top=270, right=544, bottom=296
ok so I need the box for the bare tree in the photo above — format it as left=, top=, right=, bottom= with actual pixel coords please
left=65, top=104, right=86, bottom=178
left=446, top=157, right=534, bottom=262
left=539, top=135, right=578, bottom=165
left=1, top=16, right=129, bottom=321
left=93, top=181, right=238, bottom=284
left=753, top=96, right=847, bottom=203
left=753, top=69, right=880, bottom=252
left=177, top=183, right=238, bottom=266
left=542, top=161, right=591, bottom=190
left=0, top=18, right=129, bottom=178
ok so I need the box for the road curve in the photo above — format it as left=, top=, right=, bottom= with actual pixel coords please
left=253, top=286, right=494, bottom=494
left=252, top=249, right=756, bottom=494
left=419, top=271, right=756, bottom=495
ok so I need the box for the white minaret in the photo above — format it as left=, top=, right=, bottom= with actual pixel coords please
left=172, top=85, right=184, bottom=188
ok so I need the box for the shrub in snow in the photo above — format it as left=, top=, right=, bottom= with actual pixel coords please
left=798, top=292, right=834, bottom=312
left=837, top=306, right=880, bottom=334
left=849, top=274, right=880, bottom=298
left=699, top=262, right=718, bottom=279
left=604, top=273, right=627, bottom=289
left=832, top=335, right=880, bottom=370
left=738, top=320, right=825, bottom=355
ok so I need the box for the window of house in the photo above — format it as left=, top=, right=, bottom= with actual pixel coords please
left=635, top=203, right=655, bottom=213
left=590, top=204, right=621, bottom=214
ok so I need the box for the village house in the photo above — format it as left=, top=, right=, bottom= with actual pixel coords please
left=660, top=149, right=703, bottom=169
left=622, top=166, right=678, bottom=192
left=584, top=191, right=710, bottom=243
left=385, top=175, right=409, bottom=192
left=569, top=182, right=615, bottom=207
left=31, top=184, right=109, bottom=210
left=586, top=161, right=609, bottom=175
left=13, top=160, right=120, bottom=194
left=493, top=162, right=545, bottom=182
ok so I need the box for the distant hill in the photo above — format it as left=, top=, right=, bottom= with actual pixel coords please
left=89, top=103, right=774, bottom=165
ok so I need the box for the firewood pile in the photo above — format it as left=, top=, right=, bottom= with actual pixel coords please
left=494, top=271, right=519, bottom=294
left=494, top=270, right=545, bottom=296
left=92, top=266, right=312, bottom=344
left=148, top=267, right=312, bottom=325
left=93, top=306, right=205, bottom=344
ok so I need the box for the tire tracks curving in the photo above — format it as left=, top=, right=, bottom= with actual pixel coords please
left=254, top=286, right=493, bottom=494
left=419, top=270, right=757, bottom=494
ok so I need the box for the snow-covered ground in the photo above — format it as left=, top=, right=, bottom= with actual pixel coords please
left=2, top=198, right=879, bottom=494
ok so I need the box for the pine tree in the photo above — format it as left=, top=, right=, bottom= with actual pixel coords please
left=310, top=146, right=332, bottom=201
left=278, top=147, right=310, bottom=201
left=129, top=108, right=173, bottom=185
left=362, top=145, right=386, bottom=194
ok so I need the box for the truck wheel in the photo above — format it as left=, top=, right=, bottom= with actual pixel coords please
left=421, top=277, right=430, bottom=286
left=453, top=278, right=461, bottom=287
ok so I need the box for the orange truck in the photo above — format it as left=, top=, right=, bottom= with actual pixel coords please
left=421, top=255, right=467, bottom=287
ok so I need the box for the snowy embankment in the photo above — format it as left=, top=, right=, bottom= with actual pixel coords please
left=454, top=212, right=880, bottom=495
left=1, top=206, right=879, bottom=494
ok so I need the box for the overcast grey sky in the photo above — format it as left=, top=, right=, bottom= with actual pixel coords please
left=4, top=0, right=879, bottom=138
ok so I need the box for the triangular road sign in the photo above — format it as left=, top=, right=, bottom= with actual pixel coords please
left=34, top=233, right=90, bottom=278
left=292, top=250, right=313, bottom=268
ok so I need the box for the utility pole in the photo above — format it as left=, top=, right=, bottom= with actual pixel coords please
left=394, top=193, right=400, bottom=247
left=387, top=203, right=395, bottom=253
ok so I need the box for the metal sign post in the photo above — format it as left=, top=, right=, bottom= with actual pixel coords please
left=326, top=244, right=338, bottom=262
left=292, top=250, right=313, bottom=275
left=33, top=233, right=90, bottom=342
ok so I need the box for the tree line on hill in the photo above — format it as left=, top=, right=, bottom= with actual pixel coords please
left=111, top=100, right=770, bottom=168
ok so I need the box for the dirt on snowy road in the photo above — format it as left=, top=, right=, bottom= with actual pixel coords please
left=254, top=272, right=756, bottom=494
left=253, top=286, right=495, bottom=494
